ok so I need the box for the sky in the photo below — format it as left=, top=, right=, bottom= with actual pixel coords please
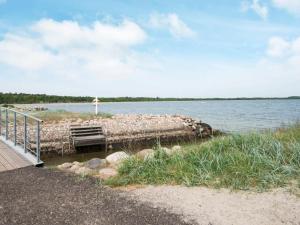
left=0, top=0, right=299, bottom=98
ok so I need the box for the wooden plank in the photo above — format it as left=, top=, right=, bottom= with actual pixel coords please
left=0, top=153, right=14, bottom=170
left=71, top=129, right=103, bottom=134
left=72, top=132, right=103, bottom=137
left=0, top=144, right=29, bottom=167
left=0, top=140, right=31, bottom=172
left=73, top=135, right=106, bottom=140
left=0, top=162, right=6, bottom=172
left=70, top=127, right=102, bottom=131
left=70, top=128, right=102, bottom=132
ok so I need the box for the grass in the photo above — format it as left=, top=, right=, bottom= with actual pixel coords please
left=105, top=124, right=300, bottom=191
left=32, top=110, right=113, bottom=122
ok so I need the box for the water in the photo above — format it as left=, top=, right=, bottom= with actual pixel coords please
left=32, top=100, right=300, bottom=132
left=44, top=151, right=109, bottom=166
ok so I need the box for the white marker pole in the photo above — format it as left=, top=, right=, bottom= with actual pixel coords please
left=95, top=97, right=98, bottom=115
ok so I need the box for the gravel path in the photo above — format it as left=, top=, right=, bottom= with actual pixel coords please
left=0, top=167, right=191, bottom=225
left=125, top=185, right=300, bottom=225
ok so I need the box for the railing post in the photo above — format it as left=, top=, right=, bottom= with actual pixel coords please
left=13, top=112, right=17, bottom=146
left=0, top=108, right=2, bottom=136
left=24, top=116, right=27, bottom=153
left=36, top=121, right=40, bottom=164
left=5, top=109, right=8, bottom=140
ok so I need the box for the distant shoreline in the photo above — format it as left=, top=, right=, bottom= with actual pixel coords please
left=1, top=92, right=300, bottom=104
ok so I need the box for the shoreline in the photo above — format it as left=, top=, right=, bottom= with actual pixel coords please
left=7, top=97, right=300, bottom=105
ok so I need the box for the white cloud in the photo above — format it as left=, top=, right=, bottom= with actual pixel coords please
left=266, top=36, right=300, bottom=57
left=266, top=36, right=290, bottom=57
left=241, top=0, right=268, bottom=20
left=265, top=36, right=300, bottom=83
left=0, top=18, right=147, bottom=77
left=149, top=13, right=195, bottom=38
left=272, top=0, right=300, bottom=15
left=0, top=0, right=6, bottom=4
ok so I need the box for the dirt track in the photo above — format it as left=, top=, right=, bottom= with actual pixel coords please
left=0, top=167, right=191, bottom=225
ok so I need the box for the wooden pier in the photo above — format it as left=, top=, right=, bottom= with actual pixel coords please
left=0, top=140, right=31, bottom=172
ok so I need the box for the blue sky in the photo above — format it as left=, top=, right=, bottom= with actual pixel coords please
left=0, top=0, right=299, bottom=97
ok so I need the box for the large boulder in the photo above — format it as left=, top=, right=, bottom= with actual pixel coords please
left=85, top=158, right=107, bottom=170
left=136, top=149, right=155, bottom=161
left=98, top=168, right=118, bottom=180
left=75, top=167, right=93, bottom=176
left=57, top=162, right=73, bottom=170
left=105, top=151, right=129, bottom=165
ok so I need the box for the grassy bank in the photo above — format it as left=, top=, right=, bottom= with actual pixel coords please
left=106, top=124, right=300, bottom=191
left=32, top=110, right=113, bottom=122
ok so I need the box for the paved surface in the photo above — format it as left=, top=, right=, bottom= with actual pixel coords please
left=0, top=167, right=192, bottom=225
left=0, top=140, right=31, bottom=172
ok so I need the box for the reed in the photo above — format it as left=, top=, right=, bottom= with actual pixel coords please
left=106, top=124, right=300, bottom=190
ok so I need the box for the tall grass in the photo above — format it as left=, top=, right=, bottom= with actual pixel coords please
left=106, top=124, right=300, bottom=190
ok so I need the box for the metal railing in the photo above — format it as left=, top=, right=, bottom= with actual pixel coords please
left=0, top=107, right=43, bottom=165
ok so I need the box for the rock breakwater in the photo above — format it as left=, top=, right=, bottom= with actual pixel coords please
left=6, top=114, right=214, bottom=154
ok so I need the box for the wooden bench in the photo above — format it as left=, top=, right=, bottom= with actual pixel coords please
left=70, top=125, right=107, bottom=150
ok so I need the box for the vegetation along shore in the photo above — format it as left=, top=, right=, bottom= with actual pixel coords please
left=1, top=92, right=300, bottom=104
left=106, top=123, right=300, bottom=191
left=56, top=123, right=300, bottom=193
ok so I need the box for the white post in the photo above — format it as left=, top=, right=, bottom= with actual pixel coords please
left=93, top=97, right=98, bottom=115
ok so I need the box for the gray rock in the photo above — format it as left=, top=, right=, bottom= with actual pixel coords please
left=85, top=158, right=107, bottom=170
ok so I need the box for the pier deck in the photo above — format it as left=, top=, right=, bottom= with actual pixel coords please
left=0, top=140, right=31, bottom=172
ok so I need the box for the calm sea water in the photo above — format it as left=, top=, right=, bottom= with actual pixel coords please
left=34, top=100, right=300, bottom=132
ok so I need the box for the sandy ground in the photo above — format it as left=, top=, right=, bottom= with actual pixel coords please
left=124, top=185, right=300, bottom=225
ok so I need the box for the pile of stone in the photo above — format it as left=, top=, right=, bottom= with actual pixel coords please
left=57, top=151, right=130, bottom=179
left=5, top=114, right=214, bottom=154
left=57, top=145, right=183, bottom=180
left=12, top=105, right=48, bottom=112
left=39, top=114, right=206, bottom=153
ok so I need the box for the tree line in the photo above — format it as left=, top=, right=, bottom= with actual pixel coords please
left=0, top=92, right=299, bottom=104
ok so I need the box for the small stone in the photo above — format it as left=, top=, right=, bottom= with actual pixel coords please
left=172, top=145, right=182, bottom=151
left=136, top=149, right=155, bottom=161
left=162, top=147, right=179, bottom=156
left=73, top=161, right=84, bottom=167
left=57, top=162, right=72, bottom=170
left=98, top=168, right=118, bottom=180
left=75, top=167, right=93, bottom=176
left=105, top=151, right=129, bottom=165
left=85, top=158, right=107, bottom=170
left=69, top=164, right=81, bottom=172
